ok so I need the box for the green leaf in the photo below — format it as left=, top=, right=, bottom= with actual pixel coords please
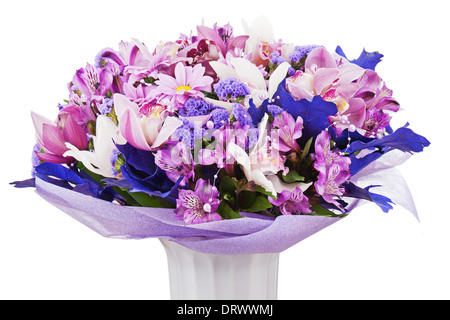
left=255, top=185, right=277, bottom=199
left=243, top=196, right=272, bottom=213
left=240, top=190, right=256, bottom=209
left=130, top=192, right=163, bottom=208
left=282, top=170, right=305, bottom=183
left=217, top=202, right=243, bottom=220
left=310, top=205, right=347, bottom=218
left=301, top=137, right=313, bottom=161
left=219, top=176, right=238, bottom=195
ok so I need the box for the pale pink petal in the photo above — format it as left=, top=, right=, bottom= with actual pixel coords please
left=151, top=116, right=183, bottom=149
left=114, top=94, right=139, bottom=120
left=313, top=68, right=339, bottom=95
left=337, top=83, right=360, bottom=98
left=174, top=62, right=186, bottom=86
left=197, top=25, right=226, bottom=54
left=337, top=63, right=365, bottom=84
left=120, top=109, right=152, bottom=151
left=42, top=124, right=68, bottom=155
left=286, top=73, right=315, bottom=100
left=305, top=47, right=337, bottom=70
left=31, top=111, right=54, bottom=147
left=344, top=98, right=366, bottom=128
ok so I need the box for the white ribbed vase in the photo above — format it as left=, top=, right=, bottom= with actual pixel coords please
left=160, top=239, right=279, bottom=300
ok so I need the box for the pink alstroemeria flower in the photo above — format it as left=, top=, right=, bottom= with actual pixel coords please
left=114, top=94, right=183, bottom=151
left=154, top=141, right=194, bottom=186
left=175, top=179, right=222, bottom=224
left=31, top=110, right=88, bottom=164
left=269, top=187, right=312, bottom=215
left=271, top=111, right=303, bottom=153
left=152, top=62, right=213, bottom=111
left=313, top=130, right=351, bottom=211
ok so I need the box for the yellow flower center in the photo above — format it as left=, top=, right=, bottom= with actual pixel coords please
left=176, top=85, right=192, bottom=92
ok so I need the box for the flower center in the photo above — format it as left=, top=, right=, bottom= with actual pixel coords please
left=176, top=85, right=192, bottom=92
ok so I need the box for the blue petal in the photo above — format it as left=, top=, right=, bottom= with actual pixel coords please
left=116, top=143, right=179, bottom=198
left=271, top=82, right=338, bottom=147
left=336, top=46, right=384, bottom=71
left=346, top=126, right=430, bottom=154
left=364, top=185, right=395, bottom=213
left=34, top=162, right=118, bottom=201
left=35, top=162, right=86, bottom=185
left=349, top=150, right=384, bottom=175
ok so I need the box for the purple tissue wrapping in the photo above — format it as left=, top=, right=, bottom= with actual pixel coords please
left=35, top=177, right=341, bottom=255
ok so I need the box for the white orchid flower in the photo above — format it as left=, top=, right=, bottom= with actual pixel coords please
left=227, top=114, right=285, bottom=196
left=64, top=115, right=126, bottom=178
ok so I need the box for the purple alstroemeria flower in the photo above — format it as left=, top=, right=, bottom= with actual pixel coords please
left=362, top=106, right=391, bottom=138
left=313, top=130, right=351, bottom=211
left=269, top=187, right=312, bottom=215
left=71, top=63, right=114, bottom=101
left=154, top=141, right=194, bottom=187
left=271, top=111, right=303, bottom=153
left=175, top=179, right=222, bottom=224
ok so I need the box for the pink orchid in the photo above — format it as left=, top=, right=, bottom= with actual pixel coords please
left=287, top=47, right=400, bottom=136
left=286, top=47, right=365, bottom=112
left=31, top=110, right=88, bottom=164
left=152, top=62, right=213, bottom=111
left=114, top=94, right=183, bottom=151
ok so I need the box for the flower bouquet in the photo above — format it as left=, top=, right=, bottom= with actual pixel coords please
left=14, top=17, right=429, bottom=299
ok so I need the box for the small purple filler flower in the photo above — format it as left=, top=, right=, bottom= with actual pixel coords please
left=175, top=179, right=222, bottom=224
left=269, top=187, right=312, bottom=215
left=214, top=77, right=250, bottom=101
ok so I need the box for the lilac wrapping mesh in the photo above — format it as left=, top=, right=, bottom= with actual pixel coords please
left=35, top=177, right=341, bottom=255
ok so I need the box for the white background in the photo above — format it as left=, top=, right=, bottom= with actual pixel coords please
left=1, top=0, right=449, bottom=300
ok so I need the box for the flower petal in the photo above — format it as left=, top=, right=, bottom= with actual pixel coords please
left=42, top=124, right=67, bottom=155
left=114, top=94, right=139, bottom=120
left=151, top=116, right=183, bottom=149
left=31, top=111, right=54, bottom=147
left=313, top=68, right=339, bottom=95
left=305, top=47, right=337, bottom=70
left=63, top=114, right=88, bottom=150
left=120, top=109, right=153, bottom=151
left=268, top=62, right=291, bottom=99
left=230, top=57, right=266, bottom=90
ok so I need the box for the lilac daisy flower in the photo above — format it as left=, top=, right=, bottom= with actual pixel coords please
left=175, top=179, right=222, bottom=224
left=153, top=62, right=213, bottom=111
